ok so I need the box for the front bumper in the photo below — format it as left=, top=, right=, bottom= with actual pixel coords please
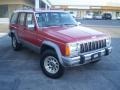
left=62, top=47, right=112, bottom=67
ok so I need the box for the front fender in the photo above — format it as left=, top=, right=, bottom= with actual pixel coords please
left=41, top=40, right=64, bottom=66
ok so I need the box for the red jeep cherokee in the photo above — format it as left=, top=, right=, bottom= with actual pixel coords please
left=9, top=9, right=112, bottom=78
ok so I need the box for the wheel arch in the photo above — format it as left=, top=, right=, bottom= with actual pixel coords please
left=40, top=41, right=64, bottom=66
left=9, top=30, right=20, bottom=43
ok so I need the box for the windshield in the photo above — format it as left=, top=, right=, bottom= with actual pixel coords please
left=36, top=12, right=77, bottom=27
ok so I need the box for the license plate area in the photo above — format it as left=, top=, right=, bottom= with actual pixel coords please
left=91, top=52, right=101, bottom=60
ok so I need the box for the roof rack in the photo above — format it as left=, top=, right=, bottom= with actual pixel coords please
left=16, top=7, right=34, bottom=11
left=14, top=7, right=64, bottom=13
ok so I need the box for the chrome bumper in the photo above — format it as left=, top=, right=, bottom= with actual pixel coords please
left=62, top=47, right=112, bottom=67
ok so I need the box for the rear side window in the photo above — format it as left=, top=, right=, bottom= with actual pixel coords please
left=10, top=13, right=18, bottom=24
left=18, top=13, right=26, bottom=25
left=26, top=13, right=34, bottom=26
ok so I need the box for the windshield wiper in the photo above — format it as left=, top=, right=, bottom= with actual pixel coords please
left=45, top=24, right=61, bottom=27
left=62, top=24, right=77, bottom=26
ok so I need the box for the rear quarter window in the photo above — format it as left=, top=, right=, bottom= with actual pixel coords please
left=10, top=13, right=18, bottom=24
left=18, top=12, right=26, bottom=25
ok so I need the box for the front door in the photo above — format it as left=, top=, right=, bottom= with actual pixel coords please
left=24, top=13, right=39, bottom=48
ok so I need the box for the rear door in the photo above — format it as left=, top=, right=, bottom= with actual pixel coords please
left=9, top=12, right=18, bottom=31
left=17, top=12, right=26, bottom=40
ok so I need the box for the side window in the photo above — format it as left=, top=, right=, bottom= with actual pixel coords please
left=10, top=13, right=18, bottom=24
left=36, top=13, right=46, bottom=27
left=26, top=13, right=35, bottom=26
left=18, top=13, right=26, bottom=25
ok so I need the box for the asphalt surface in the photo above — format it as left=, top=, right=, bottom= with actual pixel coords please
left=0, top=28, right=120, bottom=90
left=76, top=19, right=120, bottom=27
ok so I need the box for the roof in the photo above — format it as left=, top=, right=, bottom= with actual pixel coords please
left=13, top=9, right=65, bottom=13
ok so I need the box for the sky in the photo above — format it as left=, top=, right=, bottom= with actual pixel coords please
left=47, top=0, right=120, bottom=6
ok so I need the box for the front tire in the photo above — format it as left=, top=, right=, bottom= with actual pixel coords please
left=11, top=35, right=22, bottom=51
left=40, top=50, right=64, bottom=79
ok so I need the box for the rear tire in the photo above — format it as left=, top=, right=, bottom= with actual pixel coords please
left=40, top=50, right=64, bottom=79
left=11, top=35, right=22, bottom=51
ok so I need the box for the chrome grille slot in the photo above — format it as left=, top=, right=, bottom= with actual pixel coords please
left=80, top=39, right=106, bottom=53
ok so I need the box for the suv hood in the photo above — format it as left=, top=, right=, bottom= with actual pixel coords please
left=43, top=26, right=106, bottom=43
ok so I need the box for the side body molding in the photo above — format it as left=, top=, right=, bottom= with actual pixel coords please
left=41, top=41, right=64, bottom=66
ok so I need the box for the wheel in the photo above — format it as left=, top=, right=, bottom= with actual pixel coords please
left=11, top=35, right=22, bottom=51
left=40, top=50, right=64, bottom=79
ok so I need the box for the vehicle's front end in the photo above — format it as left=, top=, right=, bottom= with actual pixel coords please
left=43, top=25, right=112, bottom=67
left=62, top=36, right=112, bottom=66
left=36, top=10, right=112, bottom=67
left=35, top=10, right=112, bottom=78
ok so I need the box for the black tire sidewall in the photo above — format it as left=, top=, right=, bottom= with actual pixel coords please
left=11, top=36, right=21, bottom=51
left=40, top=50, right=64, bottom=79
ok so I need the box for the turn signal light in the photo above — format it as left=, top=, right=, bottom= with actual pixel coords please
left=65, top=45, right=70, bottom=56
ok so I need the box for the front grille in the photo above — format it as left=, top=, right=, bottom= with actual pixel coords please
left=80, top=39, right=106, bottom=53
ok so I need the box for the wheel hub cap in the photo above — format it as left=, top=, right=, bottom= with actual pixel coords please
left=44, top=56, right=59, bottom=74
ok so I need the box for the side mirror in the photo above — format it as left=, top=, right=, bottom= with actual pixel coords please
left=27, top=24, right=35, bottom=30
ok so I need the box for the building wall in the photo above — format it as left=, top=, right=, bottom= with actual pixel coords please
left=8, top=4, right=23, bottom=17
left=66, top=9, right=120, bottom=19
left=0, top=0, right=34, bottom=23
left=53, top=5, right=120, bottom=19
left=0, top=0, right=34, bottom=7
left=0, top=0, right=34, bottom=18
left=0, top=5, right=8, bottom=18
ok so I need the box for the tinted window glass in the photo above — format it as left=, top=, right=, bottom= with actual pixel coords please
left=0, top=5, right=8, bottom=18
left=18, top=13, right=26, bottom=25
left=26, top=13, right=34, bottom=26
left=10, top=13, right=18, bottom=24
left=36, top=12, right=77, bottom=27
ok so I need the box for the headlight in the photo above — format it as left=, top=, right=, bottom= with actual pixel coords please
left=65, top=42, right=80, bottom=57
left=106, top=37, right=111, bottom=47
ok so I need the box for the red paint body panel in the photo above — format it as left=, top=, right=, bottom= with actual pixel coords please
left=41, top=26, right=106, bottom=43
left=35, top=26, right=106, bottom=55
